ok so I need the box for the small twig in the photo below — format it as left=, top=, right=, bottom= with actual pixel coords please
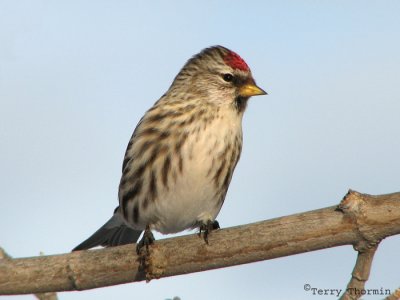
left=385, top=287, right=400, bottom=300
left=0, top=247, right=11, bottom=260
left=339, top=245, right=378, bottom=300
left=34, top=292, right=58, bottom=300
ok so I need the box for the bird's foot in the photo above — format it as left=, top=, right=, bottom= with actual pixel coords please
left=199, top=220, right=220, bottom=244
left=136, top=226, right=164, bottom=282
left=136, top=225, right=155, bottom=255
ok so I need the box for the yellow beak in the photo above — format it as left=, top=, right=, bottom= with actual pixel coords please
left=239, top=83, right=268, bottom=97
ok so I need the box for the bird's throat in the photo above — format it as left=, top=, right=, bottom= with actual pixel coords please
left=234, top=96, right=248, bottom=113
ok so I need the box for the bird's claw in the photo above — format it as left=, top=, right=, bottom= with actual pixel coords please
left=199, top=220, right=220, bottom=244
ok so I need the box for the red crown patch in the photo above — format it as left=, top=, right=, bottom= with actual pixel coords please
left=223, top=51, right=250, bottom=72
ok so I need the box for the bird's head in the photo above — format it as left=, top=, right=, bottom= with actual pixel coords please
left=168, top=46, right=267, bottom=112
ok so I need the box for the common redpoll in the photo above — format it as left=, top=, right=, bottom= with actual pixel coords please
left=73, top=46, right=266, bottom=252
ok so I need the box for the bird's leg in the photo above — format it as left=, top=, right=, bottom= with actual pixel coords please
left=199, top=220, right=220, bottom=244
left=136, top=225, right=160, bottom=282
left=136, top=225, right=155, bottom=255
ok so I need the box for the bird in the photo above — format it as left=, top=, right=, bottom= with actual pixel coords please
left=72, top=45, right=267, bottom=253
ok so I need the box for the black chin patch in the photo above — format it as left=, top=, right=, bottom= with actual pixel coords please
left=234, top=96, right=249, bottom=113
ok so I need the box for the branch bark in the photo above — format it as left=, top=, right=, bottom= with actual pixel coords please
left=1, top=190, right=400, bottom=295
left=339, top=245, right=378, bottom=300
left=0, top=248, right=58, bottom=299
left=339, top=190, right=382, bottom=300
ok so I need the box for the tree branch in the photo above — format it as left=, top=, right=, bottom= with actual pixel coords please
left=339, top=190, right=382, bottom=300
left=1, top=190, right=400, bottom=295
left=0, top=248, right=58, bottom=299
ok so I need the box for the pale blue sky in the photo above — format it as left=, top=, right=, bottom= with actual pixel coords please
left=1, top=1, right=400, bottom=299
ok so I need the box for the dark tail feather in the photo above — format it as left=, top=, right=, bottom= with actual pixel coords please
left=72, top=213, right=142, bottom=251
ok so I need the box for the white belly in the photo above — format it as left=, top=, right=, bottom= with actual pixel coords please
left=145, top=116, right=242, bottom=234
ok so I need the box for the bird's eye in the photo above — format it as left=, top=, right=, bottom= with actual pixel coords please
left=223, top=73, right=234, bottom=82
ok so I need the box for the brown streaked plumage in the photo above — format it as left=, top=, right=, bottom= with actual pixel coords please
left=73, top=45, right=267, bottom=252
